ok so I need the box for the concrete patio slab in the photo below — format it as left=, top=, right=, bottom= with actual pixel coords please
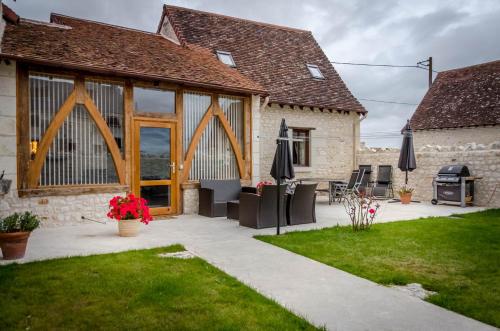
left=1, top=201, right=494, bottom=331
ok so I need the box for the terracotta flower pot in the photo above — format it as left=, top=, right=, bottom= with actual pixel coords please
left=400, top=193, right=412, bottom=204
left=0, top=231, right=31, bottom=260
left=118, top=219, right=140, bottom=237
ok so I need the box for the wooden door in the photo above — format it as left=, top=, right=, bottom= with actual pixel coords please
left=133, top=120, right=177, bottom=215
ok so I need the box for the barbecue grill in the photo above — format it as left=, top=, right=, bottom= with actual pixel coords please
left=431, top=165, right=477, bottom=207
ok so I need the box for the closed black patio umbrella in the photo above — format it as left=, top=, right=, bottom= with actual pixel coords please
left=398, top=120, right=417, bottom=185
left=270, top=118, right=295, bottom=235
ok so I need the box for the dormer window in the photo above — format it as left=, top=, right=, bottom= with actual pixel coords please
left=216, top=51, right=236, bottom=67
left=306, top=64, right=324, bottom=79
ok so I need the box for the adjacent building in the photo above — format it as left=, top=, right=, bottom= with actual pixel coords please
left=410, top=60, right=500, bottom=148
left=0, top=4, right=365, bottom=224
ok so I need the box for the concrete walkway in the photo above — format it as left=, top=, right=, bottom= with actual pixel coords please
left=1, top=201, right=495, bottom=331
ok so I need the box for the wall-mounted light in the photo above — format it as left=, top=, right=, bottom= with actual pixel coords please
left=30, top=140, right=38, bottom=158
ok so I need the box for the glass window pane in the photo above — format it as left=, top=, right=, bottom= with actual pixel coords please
left=141, top=185, right=171, bottom=208
left=140, top=127, right=171, bottom=180
left=29, top=73, right=74, bottom=144
left=216, top=51, right=236, bottom=67
left=134, top=87, right=175, bottom=113
left=292, top=129, right=310, bottom=167
left=40, top=105, right=118, bottom=186
left=307, top=64, right=324, bottom=79
left=183, top=92, right=244, bottom=180
left=85, top=80, right=124, bottom=155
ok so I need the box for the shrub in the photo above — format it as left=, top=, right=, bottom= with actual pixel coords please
left=342, top=192, right=380, bottom=231
left=0, top=211, right=41, bottom=233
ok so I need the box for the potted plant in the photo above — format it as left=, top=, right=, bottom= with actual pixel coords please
left=398, top=185, right=414, bottom=204
left=0, top=211, right=40, bottom=260
left=107, top=193, right=152, bottom=237
left=256, top=181, right=273, bottom=195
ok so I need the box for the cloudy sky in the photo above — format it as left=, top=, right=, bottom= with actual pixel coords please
left=6, top=0, right=500, bottom=147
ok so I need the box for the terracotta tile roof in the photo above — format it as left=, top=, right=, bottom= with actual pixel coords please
left=2, top=4, right=19, bottom=24
left=0, top=13, right=266, bottom=95
left=163, top=5, right=366, bottom=113
left=410, top=60, right=500, bottom=130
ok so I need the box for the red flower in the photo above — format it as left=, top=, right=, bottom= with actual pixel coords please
left=368, top=208, right=375, bottom=214
left=106, top=193, right=152, bottom=224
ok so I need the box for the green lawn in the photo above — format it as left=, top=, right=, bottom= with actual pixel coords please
left=256, top=209, right=500, bottom=327
left=0, top=245, right=318, bottom=331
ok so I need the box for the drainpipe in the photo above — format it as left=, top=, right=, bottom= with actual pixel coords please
left=353, top=112, right=367, bottom=169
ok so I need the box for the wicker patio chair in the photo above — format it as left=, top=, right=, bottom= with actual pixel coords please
left=287, top=183, right=318, bottom=225
left=239, top=184, right=287, bottom=229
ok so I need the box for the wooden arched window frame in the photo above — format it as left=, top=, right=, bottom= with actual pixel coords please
left=17, top=67, right=127, bottom=195
left=181, top=92, right=251, bottom=182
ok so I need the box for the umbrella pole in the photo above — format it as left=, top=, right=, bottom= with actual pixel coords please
left=276, top=139, right=281, bottom=235
left=405, top=170, right=408, bottom=185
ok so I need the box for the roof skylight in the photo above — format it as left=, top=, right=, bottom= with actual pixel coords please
left=216, top=51, right=236, bottom=67
left=306, top=64, right=324, bottom=79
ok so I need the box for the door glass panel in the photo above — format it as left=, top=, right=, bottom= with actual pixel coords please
left=134, top=87, right=175, bottom=114
left=140, top=127, right=171, bottom=180
left=141, top=185, right=171, bottom=208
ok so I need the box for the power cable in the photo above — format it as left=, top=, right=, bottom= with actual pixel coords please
left=357, top=98, right=418, bottom=106
left=331, top=60, right=440, bottom=73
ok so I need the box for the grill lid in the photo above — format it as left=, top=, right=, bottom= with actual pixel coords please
left=437, top=165, right=470, bottom=177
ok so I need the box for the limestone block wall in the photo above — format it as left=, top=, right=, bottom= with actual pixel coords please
left=258, top=103, right=359, bottom=183
left=357, top=142, right=500, bottom=207
left=413, top=126, right=499, bottom=148
left=0, top=192, right=122, bottom=227
left=0, top=60, right=16, bottom=188
left=251, top=95, right=261, bottom=185
left=182, top=187, right=199, bottom=214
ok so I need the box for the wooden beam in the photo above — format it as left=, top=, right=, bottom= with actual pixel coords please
left=83, top=93, right=126, bottom=185
left=214, top=101, right=245, bottom=178
left=123, top=81, right=133, bottom=189
left=16, top=64, right=30, bottom=190
left=182, top=97, right=214, bottom=180
left=27, top=90, right=77, bottom=187
left=175, top=88, right=184, bottom=213
left=243, top=97, right=252, bottom=180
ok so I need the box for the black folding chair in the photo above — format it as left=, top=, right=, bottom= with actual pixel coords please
left=336, top=169, right=365, bottom=202
left=371, top=165, right=394, bottom=199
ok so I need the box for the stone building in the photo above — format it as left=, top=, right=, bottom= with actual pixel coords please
left=410, top=60, right=500, bottom=148
left=0, top=4, right=365, bottom=225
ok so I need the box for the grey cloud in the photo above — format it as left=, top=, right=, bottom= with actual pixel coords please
left=5, top=0, right=500, bottom=147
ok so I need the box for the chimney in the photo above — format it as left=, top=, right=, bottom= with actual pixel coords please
left=0, top=1, right=20, bottom=51
left=0, top=1, right=6, bottom=50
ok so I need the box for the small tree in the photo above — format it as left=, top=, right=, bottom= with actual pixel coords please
left=342, top=191, right=380, bottom=231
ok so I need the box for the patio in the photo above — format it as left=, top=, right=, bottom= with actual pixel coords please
left=1, top=200, right=492, bottom=331
left=0, top=199, right=486, bottom=265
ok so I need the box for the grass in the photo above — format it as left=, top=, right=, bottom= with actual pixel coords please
left=256, top=209, right=500, bottom=327
left=0, top=245, right=318, bottom=331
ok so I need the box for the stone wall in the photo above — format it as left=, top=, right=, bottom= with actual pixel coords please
left=0, top=192, right=123, bottom=227
left=182, top=187, right=199, bottom=214
left=357, top=142, right=500, bottom=207
left=258, top=103, right=359, bottom=182
left=413, top=126, right=499, bottom=148
left=0, top=60, right=16, bottom=188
